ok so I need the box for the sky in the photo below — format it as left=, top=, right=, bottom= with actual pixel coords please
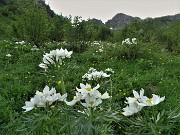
left=45, top=0, right=180, bottom=23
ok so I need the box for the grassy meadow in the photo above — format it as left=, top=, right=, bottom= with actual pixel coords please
left=0, top=37, right=180, bottom=134
left=0, top=1, right=180, bottom=134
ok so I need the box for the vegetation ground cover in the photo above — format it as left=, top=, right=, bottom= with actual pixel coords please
left=0, top=0, right=180, bottom=134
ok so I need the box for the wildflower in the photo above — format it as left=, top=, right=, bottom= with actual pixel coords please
left=22, top=95, right=40, bottom=112
left=122, top=38, right=137, bottom=45
left=57, top=93, right=67, bottom=101
left=81, top=95, right=102, bottom=108
left=82, top=68, right=111, bottom=81
left=123, top=88, right=165, bottom=116
left=65, top=92, right=82, bottom=106
left=22, top=86, right=66, bottom=112
left=88, top=67, right=96, bottom=72
left=15, top=41, right=25, bottom=45
left=57, top=81, right=61, bottom=85
left=55, top=48, right=73, bottom=59
left=39, top=48, right=73, bottom=70
left=98, top=49, right=103, bottom=52
left=122, top=102, right=143, bottom=116
left=94, top=90, right=110, bottom=99
left=126, top=89, right=145, bottom=104
left=105, top=68, right=114, bottom=73
left=132, top=38, right=137, bottom=44
left=31, top=45, right=39, bottom=51
left=76, top=83, right=100, bottom=98
left=65, top=83, right=110, bottom=108
left=138, top=94, right=165, bottom=107
left=6, top=54, right=11, bottom=57
left=39, top=63, right=48, bottom=69
left=122, top=38, right=132, bottom=45
left=122, top=89, right=144, bottom=116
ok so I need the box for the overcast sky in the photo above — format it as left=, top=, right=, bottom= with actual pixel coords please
left=45, top=0, right=180, bottom=23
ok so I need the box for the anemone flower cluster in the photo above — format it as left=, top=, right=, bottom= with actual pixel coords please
left=39, top=48, right=73, bottom=69
left=91, top=41, right=101, bottom=46
left=15, top=41, right=25, bottom=45
left=82, top=67, right=113, bottom=81
left=6, top=54, right=12, bottom=57
left=122, top=38, right=137, bottom=45
left=22, top=86, right=67, bottom=112
left=31, top=45, right=39, bottom=51
left=65, top=83, right=110, bottom=108
left=122, top=89, right=165, bottom=116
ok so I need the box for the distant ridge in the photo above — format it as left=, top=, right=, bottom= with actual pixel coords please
left=105, top=13, right=141, bottom=29
left=154, top=13, right=180, bottom=23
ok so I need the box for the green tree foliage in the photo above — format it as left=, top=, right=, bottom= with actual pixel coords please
left=64, top=16, right=92, bottom=52
left=14, top=2, right=49, bottom=47
left=155, top=20, right=180, bottom=53
left=97, top=25, right=112, bottom=41
left=49, top=15, right=68, bottom=42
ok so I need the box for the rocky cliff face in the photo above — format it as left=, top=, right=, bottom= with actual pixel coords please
left=154, top=13, right=180, bottom=23
left=105, top=13, right=141, bottom=29
left=105, top=13, right=180, bottom=29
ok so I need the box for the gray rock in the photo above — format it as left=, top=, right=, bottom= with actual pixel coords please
left=105, top=13, right=141, bottom=29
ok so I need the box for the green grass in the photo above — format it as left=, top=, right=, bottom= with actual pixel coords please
left=0, top=39, right=179, bottom=134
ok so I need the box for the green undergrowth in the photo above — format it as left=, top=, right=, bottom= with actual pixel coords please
left=0, top=39, right=179, bottom=134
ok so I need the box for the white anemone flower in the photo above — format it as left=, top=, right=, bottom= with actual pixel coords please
left=65, top=83, right=110, bottom=108
left=55, top=48, right=73, bottom=59
left=22, top=101, right=35, bottom=112
left=6, top=54, right=12, bottom=57
left=122, top=38, right=132, bottom=45
left=126, top=89, right=145, bottom=104
left=22, top=85, right=65, bottom=112
left=39, top=48, right=73, bottom=70
left=132, top=38, right=137, bottom=44
left=105, top=68, right=114, bottom=73
left=88, top=67, right=96, bottom=72
left=81, top=95, right=102, bottom=108
left=82, top=68, right=111, bottom=81
left=138, top=94, right=165, bottom=107
left=43, top=86, right=56, bottom=95
left=57, top=93, right=67, bottom=101
left=65, top=92, right=82, bottom=106
left=122, top=102, right=143, bottom=116
left=98, top=49, right=103, bottom=52
left=22, top=95, right=40, bottom=112
left=39, top=63, right=48, bottom=69
left=94, top=91, right=110, bottom=99
left=43, top=55, right=54, bottom=65
left=133, top=89, right=144, bottom=99
left=76, top=83, right=100, bottom=98
left=46, top=94, right=58, bottom=105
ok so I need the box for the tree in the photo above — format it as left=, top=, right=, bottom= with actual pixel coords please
left=15, top=0, right=49, bottom=47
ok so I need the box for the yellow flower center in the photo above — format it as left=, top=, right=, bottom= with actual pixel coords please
left=85, top=87, right=92, bottom=91
left=146, top=98, right=152, bottom=103
left=89, top=101, right=94, bottom=106
left=74, top=97, right=78, bottom=100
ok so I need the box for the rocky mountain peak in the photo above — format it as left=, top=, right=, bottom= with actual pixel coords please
left=105, top=13, right=141, bottom=29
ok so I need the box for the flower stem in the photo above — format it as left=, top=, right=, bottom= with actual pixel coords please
left=60, top=75, right=66, bottom=94
left=90, top=108, right=95, bottom=135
